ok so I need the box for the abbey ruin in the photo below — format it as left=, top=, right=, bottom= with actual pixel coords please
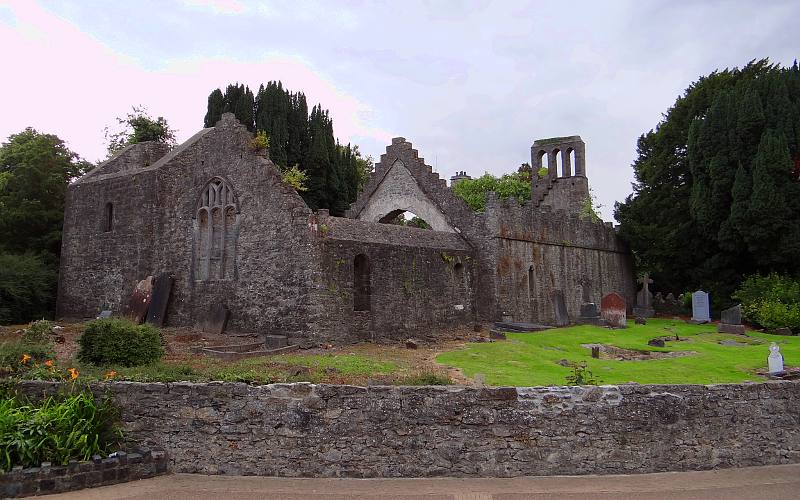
left=57, top=113, right=635, bottom=343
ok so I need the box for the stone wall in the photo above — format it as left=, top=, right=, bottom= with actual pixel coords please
left=483, top=194, right=635, bottom=323
left=319, top=215, right=475, bottom=342
left=16, top=381, right=800, bottom=478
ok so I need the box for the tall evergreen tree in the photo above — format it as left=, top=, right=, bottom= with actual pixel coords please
left=615, top=59, right=800, bottom=304
left=204, top=89, right=224, bottom=127
left=203, top=82, right=370, bottom=215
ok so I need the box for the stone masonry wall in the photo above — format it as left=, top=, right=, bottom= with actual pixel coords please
left=17, top=381, right=800, bottom=478
left=483, top=194, right=635, bottom=323
left=318, top=216, right=475, bottom=342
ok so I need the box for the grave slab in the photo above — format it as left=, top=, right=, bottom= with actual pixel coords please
left=127, top=276, right=153, bottom=324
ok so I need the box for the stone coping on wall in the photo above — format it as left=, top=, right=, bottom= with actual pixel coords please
left=0, top=448, right=168, bottom=498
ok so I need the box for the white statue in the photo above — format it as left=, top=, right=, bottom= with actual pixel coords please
left=768, top=342, right=784, bottom=374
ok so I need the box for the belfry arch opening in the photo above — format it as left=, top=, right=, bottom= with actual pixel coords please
left=379, top=210, right=432, bottom=230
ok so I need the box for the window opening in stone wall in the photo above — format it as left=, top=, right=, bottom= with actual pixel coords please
left=378, top=210, right=432, bottom=230
left=568, top=148, right=576, bottom=177
left=553, top=148, right=563, bottom=177
left=453, top=262, right=466, bottom=295
left=353, top=253, right=371, bottom=311
left=538, top=150, right=548, bottom=172
left=194, top=177, right=239, bottom=281
left=104, top=202, right=113, bottom=232
left=527, top=265, right=535, bottom=301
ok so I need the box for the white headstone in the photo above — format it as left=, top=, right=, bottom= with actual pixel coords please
left=768, top=342, right=784, bottom=374
left=691, top=290, right=710, bottom=322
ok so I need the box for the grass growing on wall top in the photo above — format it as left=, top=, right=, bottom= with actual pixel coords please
left=435, top=318, right=800, bottom=386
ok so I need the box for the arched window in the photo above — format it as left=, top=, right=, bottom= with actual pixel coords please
left=353, top=254, right=371, bottom=311
left=103, top=202, right=113, bottom=232
left=194, top=177, right=239, bottom=281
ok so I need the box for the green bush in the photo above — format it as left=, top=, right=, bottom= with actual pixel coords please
left=22, top=319, right=54, bottom=344
left=78, top=318, right=164, bottom=367
left=0, top=389, right=121, bottom=471
left=733, top=273, right=800, bottom=332
left=0, top=253, right=57, bottom=325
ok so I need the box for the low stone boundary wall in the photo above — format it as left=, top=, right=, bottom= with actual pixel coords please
left=16, top=380, right=800, bottom=477
left=1, top=449, right=168, bottom=498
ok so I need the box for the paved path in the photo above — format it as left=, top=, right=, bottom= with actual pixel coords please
left=47, top=464, right=800, bottom=500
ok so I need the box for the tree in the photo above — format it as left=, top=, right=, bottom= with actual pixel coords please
left=0, top=128, right=90, bottom=323
left=615, top=59, right=800, bottom=304
left=105, top=106, right=176, bottom=156
left=451, top=172, right=531, bottom=212
left=204, top=81, right=368, bottom=216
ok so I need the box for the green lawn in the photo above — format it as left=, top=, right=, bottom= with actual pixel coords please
left=436, top=318, right=800, bottom=386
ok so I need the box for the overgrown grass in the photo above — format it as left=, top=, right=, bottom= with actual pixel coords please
left=0, top=387, right=121, bottom=471
left=66, top=353, right=398, bottom=385
left=436, top=318, right=800, bottom=386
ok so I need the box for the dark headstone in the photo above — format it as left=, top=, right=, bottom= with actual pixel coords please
left=405, top=339, right=418, bottom=349
left=648, top=338, right=665, bottom=347
left=198, top=303, right=230, bottom=335
left=601, top=292, right=627, bottom=328
left=720, top=304, right=742, bottom=325
left=550, top=290, right=569, bottom=327
left=146, top=273, right=174, bottom=327
left=580, top=303, right=599, bottom=318
left=635, top=317, right=647, bottom=325
left=127, top=276, right=153, bottom=324
left=718, top=323, right=746, bottom=335
left=591, top=346, right=600, bottom=358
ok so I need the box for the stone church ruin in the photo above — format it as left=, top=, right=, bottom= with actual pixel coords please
left=57, top=113, right=634, bottom=343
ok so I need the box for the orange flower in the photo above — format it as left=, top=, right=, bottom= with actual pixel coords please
left=44, top=360, right=54, bottom=367
left=20, top=354, right=31, bottom=364
left=68, top=368, right=79, bottom=380
left=104, top=370, right=118, bottom=380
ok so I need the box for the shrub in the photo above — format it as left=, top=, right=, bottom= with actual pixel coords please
left=250, top=130, right=270, bottom=151
left=22, top=319, right=54, bottom=344
left=733, top=273, right=800, bottom=332
left=564, top=361, right=597, bottom=386
left=78, top=318, right=164, bottom=367
left=0, top=253, right=57, bottom=325
left=0, top=389, right=121, bottom=471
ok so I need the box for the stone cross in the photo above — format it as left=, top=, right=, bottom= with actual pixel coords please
left=637, top=274, right=653, bottom=301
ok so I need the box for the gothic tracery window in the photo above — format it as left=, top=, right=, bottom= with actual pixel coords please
left=194, top=177, right=239, bottom=281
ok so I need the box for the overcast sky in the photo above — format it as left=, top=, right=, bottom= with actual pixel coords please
left=1, top=0, right=797, bottom=220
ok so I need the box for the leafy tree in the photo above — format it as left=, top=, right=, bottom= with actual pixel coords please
left=105, top=106, right=176, bottom=156
left=452, top=172, right=531, bottom=212
left=615, top=59, right=800, bottom=304
left=203, top=89, right=224, bottom=127
left=0, top=128, right=90, bottom=323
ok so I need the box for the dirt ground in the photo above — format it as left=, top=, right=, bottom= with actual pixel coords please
left=1, top=320, right=481, bottom=385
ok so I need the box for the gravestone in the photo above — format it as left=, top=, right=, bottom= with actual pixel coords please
left=577, top=302, right=602, bottom=326
left=97, top=310, right=112, bottom=319
left=198, top=303, right=230, bottom=335
left=601, top=292, right=627, bottom=328
left=127, top=276, right=153, bottom=324
left=691, top=290, right=710, bottom=323
left=718, top=304, right=745, bottom=335
left=146, top=273, right=174, bottom=327
left=550, top=290, right=569, bottom=327
left=768, top=342, right=784, bottom=374
left=633, top=274, right=655, bottom=318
